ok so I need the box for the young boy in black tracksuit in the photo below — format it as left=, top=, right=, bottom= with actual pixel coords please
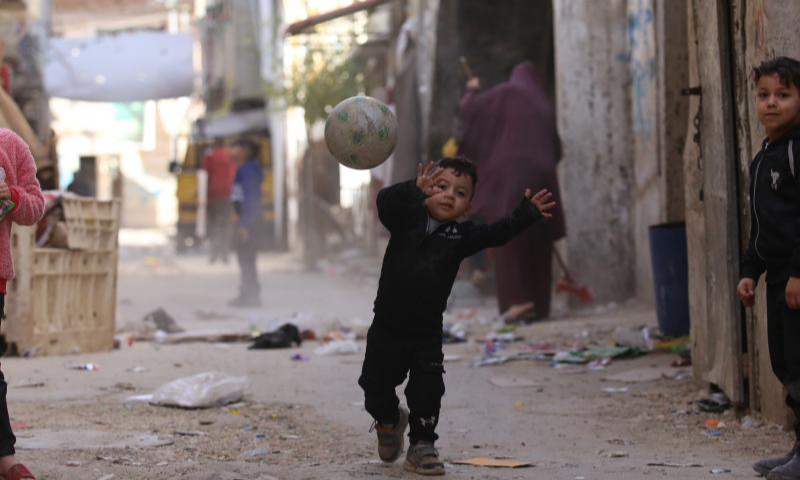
left=358, top=157, right=556, bottom=475
left=737, top=57, right=800, bottom=480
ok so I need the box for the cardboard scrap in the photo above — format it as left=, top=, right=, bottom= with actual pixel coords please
left=453, top=457, right=533, bottom=468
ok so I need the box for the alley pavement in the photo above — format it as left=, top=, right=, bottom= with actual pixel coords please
left=0, top=241, right=790, bottom=479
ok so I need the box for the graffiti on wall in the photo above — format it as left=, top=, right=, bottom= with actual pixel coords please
left=623, top=0, right=656, bottom=135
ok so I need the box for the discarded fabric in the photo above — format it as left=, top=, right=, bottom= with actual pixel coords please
left=249, top=323, right=302, bottom=350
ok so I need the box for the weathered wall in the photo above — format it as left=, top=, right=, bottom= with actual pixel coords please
left=409, top=0, right=440, bottom=159
left=628, top=0, right=660, bottom=304
left=554, top=0, right=688, bottom=305
left=688, top=0, right=745, bottom=404
left=658, top=0, right=689, bottom=225
left=554, top=0, right=636, bottom=304
left=688, top=0, right=800, bottom=419
left=731, top=0, right=800, bottom=424
left=628, top=0, right=689, bottom=304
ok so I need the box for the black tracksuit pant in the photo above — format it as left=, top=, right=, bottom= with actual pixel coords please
left=0, top=295, right=16, bottom=457
left=358, top=318, right=445, bottom=444
left=767, top=281, right=800, bottom=440
left=234, top=231, right=260, bottom=299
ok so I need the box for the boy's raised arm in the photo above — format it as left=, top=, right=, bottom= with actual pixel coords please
left=459, top=189, right=553, bottom=258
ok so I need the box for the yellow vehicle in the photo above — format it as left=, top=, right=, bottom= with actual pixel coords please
left=174, top=124, right=276, bottom=253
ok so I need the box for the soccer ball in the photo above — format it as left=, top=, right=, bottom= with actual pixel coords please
left=324, top=96, right=398, bottom=170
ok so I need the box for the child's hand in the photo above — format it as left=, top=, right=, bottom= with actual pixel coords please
left=466, top=77, right=481, bottom=90
left=787, top=277, right=800, bottom=310
left=525, top=189, right=556, bottom=218
left=737, top=278, right=756, bottom=307
left=416, top=161, right=444, bottom=196
left=0, top=181, right=10, bottom=200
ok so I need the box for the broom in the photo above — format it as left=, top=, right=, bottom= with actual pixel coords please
left=553, top=248, right=594, bottom=303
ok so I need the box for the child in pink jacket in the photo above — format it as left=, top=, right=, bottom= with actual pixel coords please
left=0, top=129, right=45, bottom=480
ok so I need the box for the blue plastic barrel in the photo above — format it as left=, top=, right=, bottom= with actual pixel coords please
left=648, top=222, right=690, bottom=338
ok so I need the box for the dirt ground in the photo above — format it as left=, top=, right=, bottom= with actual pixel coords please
left=0, top=243, right=792, bottom=479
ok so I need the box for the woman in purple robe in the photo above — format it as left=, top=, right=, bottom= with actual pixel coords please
left=459, top=61, right=566, bottom=320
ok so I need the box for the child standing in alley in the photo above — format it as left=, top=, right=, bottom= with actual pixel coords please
left=737, top=57, right=800, bottom=480
left=0, top=129, right=45, bottom=480
left=358, top=157, right=555, bottom=475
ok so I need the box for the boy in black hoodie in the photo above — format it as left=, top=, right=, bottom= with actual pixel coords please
left=737, top=57, right=800, bottom=480
left=358, top=157, right=555, bottom=475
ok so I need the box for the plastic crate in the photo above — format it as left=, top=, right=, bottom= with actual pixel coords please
left=3, top=199, right=120, bottom=356
left=60, top=198, right=120, bottom=252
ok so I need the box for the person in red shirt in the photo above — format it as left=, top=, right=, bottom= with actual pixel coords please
left=202, top=139, right=237, bottom=263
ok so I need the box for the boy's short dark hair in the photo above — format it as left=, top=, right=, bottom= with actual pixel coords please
left=753, top=57, right=800, bottom=90
left=437, top=156, right=478, bottom=191
left=233, top=137, right=261, bottom=160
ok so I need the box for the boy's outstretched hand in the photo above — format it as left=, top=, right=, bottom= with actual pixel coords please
left=526, top=189, right=556, bottom=218
left=417, top=161, right=444, bottom=196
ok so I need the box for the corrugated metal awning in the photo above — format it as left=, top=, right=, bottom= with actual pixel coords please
left=45, top=31, right=194, bottom=102
left=194, top=109, right=270, bottom=139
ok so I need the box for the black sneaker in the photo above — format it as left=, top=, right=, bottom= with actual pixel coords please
left=372, top=406, right=408, bottom=463
left=756, top=442, right=799, bottom=477
left=404, top=441, right=445, bottom=476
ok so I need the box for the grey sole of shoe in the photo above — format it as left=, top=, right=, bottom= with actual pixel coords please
left=755, top=467, right=770, bottom=477
left=403, top=460, right=445, bottom=476
left=380, top=447, right=403, bottom=463
left=379, top=436, right=404, bottom=464
left=768, top=473, right=800, bottom=480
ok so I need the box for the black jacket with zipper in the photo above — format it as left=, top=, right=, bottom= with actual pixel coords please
left=372, top=180, right=543, bottom=333
left=741, top=126, right=800, bottom=285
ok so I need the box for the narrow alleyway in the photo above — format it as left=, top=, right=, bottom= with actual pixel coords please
left=0, top=243, right=789, bottom=479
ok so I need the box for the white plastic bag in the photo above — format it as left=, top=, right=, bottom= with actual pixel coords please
left=314, top=339, right=360, bottom=356
left=150, top=371, right=248, bottom=408
left=613, top=326, right=655, bottom=351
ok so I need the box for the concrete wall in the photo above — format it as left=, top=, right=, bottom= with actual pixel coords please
left=687, top=0, right=800, bottom=418
left=658, top=0, right=689, bottom=225
left=628, top=0, right=660, bottom=304
left=629, top=0, right=689, bottom=303
left=409, top=0, right=440, bottom=158
left=730, top=0, right=800, bottom=423
left=554, top=0, right=636, bottom=304
left=554, top=0, right=688, bottom=305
